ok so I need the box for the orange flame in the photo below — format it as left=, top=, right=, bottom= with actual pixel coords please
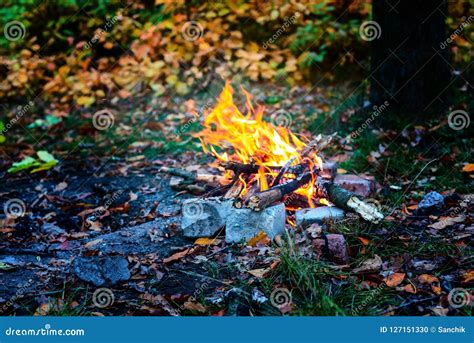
left=195, top=81, right=322, bottom=206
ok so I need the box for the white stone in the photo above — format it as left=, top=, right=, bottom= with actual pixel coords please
left=225, top=203, right=286, bottom=243
left=181, top=197, right=233, bottom=238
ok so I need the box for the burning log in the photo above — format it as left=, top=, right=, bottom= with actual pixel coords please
left=219, top=161, right=306, bottom=176
left=247, top=169, right=315, bottom=211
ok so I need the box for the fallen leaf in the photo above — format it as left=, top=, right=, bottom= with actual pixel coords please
left=182, top=301, right=206, bottom=313
left=385, top=273, right=405, bottom=287
left=428, top=215, right=465, bottom=230
left=431, top=285, right=442, bottom=295
left=418, top=274, right=439, bottom=284
left=358, top=237, right=370, bottom=246
left=462, top=164, right=474, bottom=173
left=352, top=255, right=383, bottom=273
left=247, top=268, right=270, bottom=278
left=84, top=238, right=103, bottom=249
left=162, top=248, right=193, bottom=263
left=54, top=182, right=68, bottom=192
left=403, top=284, right=417, bottom=294
left=139, top=294, right=180, bottom=316
left=247, top=231, right=269, bottom=247
left=462, top=270, right=474, bottom=283
left=194, top=238, right=222, bottom=246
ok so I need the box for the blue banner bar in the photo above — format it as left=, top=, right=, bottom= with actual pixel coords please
left=0, top=317, right=472, bottom=343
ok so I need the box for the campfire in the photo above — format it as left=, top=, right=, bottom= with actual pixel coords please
left=194, top=82, right=333, bottom=212
left=162, top=82, right=383, bottom=242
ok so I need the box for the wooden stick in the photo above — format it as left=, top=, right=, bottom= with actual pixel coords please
left=247, top=169, right=316, bottom=211
left=315, top=178, right=384, bottom=223
left=270, top=134, right=334, bottom=187
left=219, top=161, right=305, bottom=175
left=159, top=166, right=222, bottom=184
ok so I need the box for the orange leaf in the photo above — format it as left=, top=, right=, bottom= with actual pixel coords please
left=403, top=284, right=417, bottom=294
left=418, top=274, right=439, bottom=284
left=162, top=248, right=193, bottom=263
left=462, top=270, right=474, bottom=283
left=358, top=237, right=370, bottom=246
left=247, top=231, right=269, bottom=247
left=431, top=285, right=442, bottom=295
left=462, top=164, right=474, bottom=173
left=385, top=273, right=405, bottom=287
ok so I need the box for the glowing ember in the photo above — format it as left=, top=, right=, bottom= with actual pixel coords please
left=194, top=81, right=323, bottom=207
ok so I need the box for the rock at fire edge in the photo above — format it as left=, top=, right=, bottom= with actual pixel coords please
left=334, top=174, right=374, bottom=197
left=295, top=206, right=345, bottom=228
left=225, top=203, right=286, bottom=243
left=181, top=197, right=233, bottom=238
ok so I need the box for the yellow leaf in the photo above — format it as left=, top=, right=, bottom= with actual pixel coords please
left=247, top=231, right=269, bottom=247
left=194, top=238, right=222, bottom=246
left=175, top=82, right=189, bottom=95
left=76, top=96, right=95, bottom=107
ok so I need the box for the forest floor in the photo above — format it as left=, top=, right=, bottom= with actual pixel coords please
left=0, top=80, right=472, bottom=316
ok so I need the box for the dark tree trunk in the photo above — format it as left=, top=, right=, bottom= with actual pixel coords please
left=370, top=0, right=451, bottom=118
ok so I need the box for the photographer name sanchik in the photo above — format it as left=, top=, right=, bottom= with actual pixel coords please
left=379, top=326, right=466, bottom=334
